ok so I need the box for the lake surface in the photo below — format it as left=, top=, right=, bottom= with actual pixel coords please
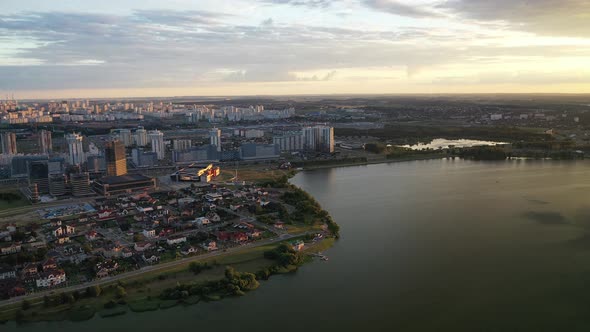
left=402, top=138, right=506, bottom=150
left=8, top=159, right=590, bottom=331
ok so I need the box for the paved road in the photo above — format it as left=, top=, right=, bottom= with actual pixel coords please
left=0, top=197, right=98, bottom=219
left=0, top=233, right=301, bottom=309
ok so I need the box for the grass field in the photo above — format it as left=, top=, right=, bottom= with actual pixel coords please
left=0, top=236, right=334, bottom=323
left=0, top=191, right=29, bottom=211
left=217, top=167, right=291, bottom=183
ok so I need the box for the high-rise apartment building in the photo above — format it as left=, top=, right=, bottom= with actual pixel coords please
left=38, top=130, right=53, bottom=154
left=65, top=133, right=85, bottom=165
left=148, top=130, right=165, bottom=160
left=105, top=139, right=127, bottom=176
left=173, top=139, right=192, bottom=151
left=302, top=126, right=334, bottom=153
left=117, top=129, right=133, bottom=147
left=1, top=132, right=17, bottom=155
left=70, top=172, right=93, bottom=197
left=273, top=132, right=304, bottom=152
left=210, top=128, right=221, bottom=152
left=134, top=126, right=148, bottom=147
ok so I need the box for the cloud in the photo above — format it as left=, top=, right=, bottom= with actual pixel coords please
left=442, top=0, right=590, bottom=37
left=260, top=0, right=332, bottom=7
left=363, top=0, right=444, bottom=18
left=0, top=7, right=589, bottom=92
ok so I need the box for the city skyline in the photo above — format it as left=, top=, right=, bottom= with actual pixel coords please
left=1, top=0, right=590, bottom=99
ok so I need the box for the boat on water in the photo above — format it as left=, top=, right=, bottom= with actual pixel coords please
left=312, top=252, right=329, bottom=261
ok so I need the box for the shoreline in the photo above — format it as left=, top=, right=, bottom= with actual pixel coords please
left=0, top=178, right=340, bottom=324
left=0, top=236, right=336, bottom=324
left=3, top=152, right=580, bottom=324
left=296, top=153, right=588, bottom=172
left=298, top=154, right=447, bottom=171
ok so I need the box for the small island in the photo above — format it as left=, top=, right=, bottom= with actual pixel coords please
left=0, top=169, right=338, bottom=323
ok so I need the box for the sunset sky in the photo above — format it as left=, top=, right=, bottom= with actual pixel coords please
left=1, top=0, right=589, bottom=99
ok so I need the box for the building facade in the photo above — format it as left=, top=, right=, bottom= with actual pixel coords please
left=148, top=130, right=165, bottom=160
left=1, top=132, right=17, bottom=155
left=38, top=130, right=52, bottom=154
left=273, top=132, right=304, bottom=152
left=302, top=126, right=334, bottom=153
left=105, top=139, right=127, bottom=176
left=65, top=133, right=85, bottom=165
left=210, top=128, right=221, bottom=152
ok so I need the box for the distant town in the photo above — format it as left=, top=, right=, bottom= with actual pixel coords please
left=0, top=94, right=589, bottom=318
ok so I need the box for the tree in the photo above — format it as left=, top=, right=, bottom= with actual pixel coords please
left=43, top=295, right=50, bottom=307
left=115, top=286, right=127, bottom=299
left=21, top=300, right=31, bottom=311
left=15, top=310, right=25, bottom=322
left=60, top=292, right=75, bottom=304
left=86, top=285, right=102, bottom=297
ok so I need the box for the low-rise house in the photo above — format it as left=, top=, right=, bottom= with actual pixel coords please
left=166, top=236, right=187, bottom=246
left=180, top=245, right=198, bottom=255
left=201, top=240, right=217, bottom=251
left=103, top=244, right=125, bottom=258
left=1, top=244, right=22, bottom=255
left=273, top=222, right=285, bottom=229
left=96, top=260, right=119, bottom=278
left=21, top=263, right=38, bottom=279
left=36, top=269, right=66, bottom=288
left=249, top=230, right=262, bottom=238
left=206, top=212, right=221, bottom=222
left=97, top=210, right=115, bottom=220
left=42, top=258, right=58, bottom=271
left=0, top=264, right=16, bottom=280
left=291, top=240, right=305, bottom=252
left=142, top=253, right=160, bottom=264
left=217, top=231, right=248, bottom=243
left=86, top=230, right=99, bottom=241
left=53, top=225, right=75, bottom=237
left=192, top=217, right=210, bottom=226
left=56, top=236, right=70, bottom=244
left=205, top=193, right=223, bottom=202
left=232, top=232, right=249, bottom=243
left=158, top=228, right=174, bottom=237
left=142, top=229, right=156, bottom=238
left=5, top=224, right=16, bottom=233
left=236, top=222, right=254, bottom=230
left=134, top=242, right=151, bottom=252
left=122, top=247, right=133, bottom=258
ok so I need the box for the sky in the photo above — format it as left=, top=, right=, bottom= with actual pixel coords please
left=1, top=0, right=589, bottom=99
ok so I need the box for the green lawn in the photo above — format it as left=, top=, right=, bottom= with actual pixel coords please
left=0, top=192, right=29, bottom=211
left=0, top=237, right=336, bottom=323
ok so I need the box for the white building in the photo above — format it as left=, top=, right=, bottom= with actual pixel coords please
left=148, top=130, right=165, bottom=160
left=134, top=126, right=148, bottom=147
left=36, top=269, right=66, bottom=288
left=210, top=128, right=221, bottom=152
left=173, top=139, right=192, bottom=151
left=302, top=126, right=334, bottom=153
left=65, top=132, right=85, bottom=165
left=273, top=132, right=304, bottom=151
left=39, top=130, right=53, bottom=154
left=117, top=129, right=133, bottom=147
left=142, top=229, right=156, bottom=238
left=1, top=132, right=17, bottom=155
left=166, top=236, right=187, bottom=245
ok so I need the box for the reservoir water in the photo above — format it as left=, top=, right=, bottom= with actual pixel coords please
left=8, top=159, right=590, bottom=331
